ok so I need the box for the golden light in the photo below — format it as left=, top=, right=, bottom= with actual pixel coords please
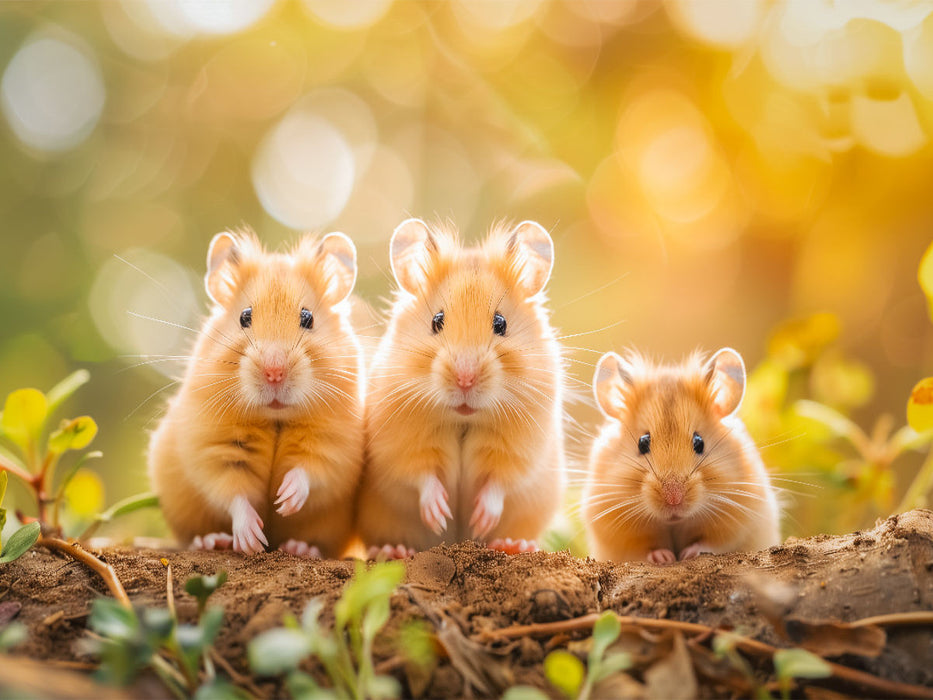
left=1, top=31, right=105, bottom=154
left=851, top=92, right=927, bottom=157
left=666, top=0, right=765, bottom=48
left=300, top=0, right=394, bottom=29
left=142, top=0, right=276, bottom=37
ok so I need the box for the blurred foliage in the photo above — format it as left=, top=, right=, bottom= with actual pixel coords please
left=2, top=0, right=933, bottom=541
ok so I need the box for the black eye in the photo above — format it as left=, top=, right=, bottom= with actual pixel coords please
left=638, top=433, right=650, bottom=455
left=693, top=432, right=704, bottom=455
left=493, top=312, right=507, bottom=336
left=300, top=308, right=313, bottom=330
left=432, top=311, right=444, bottom=334
left=240, top=307, right=252, bottom=329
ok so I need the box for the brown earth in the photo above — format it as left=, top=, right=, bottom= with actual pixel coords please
left=1, top=510, right=933, bottom=698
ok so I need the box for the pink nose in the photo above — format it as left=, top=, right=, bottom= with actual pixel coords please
left=264, top=364, right=286, bottom=385
left=456, top=370, right=476, bottom=390
left=662, top=482, right=684, bottom=507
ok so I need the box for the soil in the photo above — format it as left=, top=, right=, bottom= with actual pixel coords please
left=1, top=510, right=933, bottom=698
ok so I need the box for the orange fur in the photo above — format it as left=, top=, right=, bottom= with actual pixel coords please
left=148, top=231, right=364, bottom=556
left=584, top=349, right=780, bottom=562
left=357, top=219, right=565, bottom=550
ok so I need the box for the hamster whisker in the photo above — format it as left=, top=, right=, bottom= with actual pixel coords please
left=124, top=380, right=180, bottom=421
left=552, top=272, right=630, bottom=311
left=128, top=311, right=246, bottom=358
left=555, top=319, right=627, bottom=342
left=689, top=431, right=735, bottom=475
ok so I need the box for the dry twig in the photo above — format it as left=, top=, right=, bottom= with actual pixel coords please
left=37, top=536, right=130, bottom=608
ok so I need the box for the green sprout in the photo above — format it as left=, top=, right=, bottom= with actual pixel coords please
left=773, top=648, right=831, bottom=700
left=504, top=611, right=631, bottom=700
left=0, top=370, right=157, bottom=556
left=249, top=560, right=406, bottom=700
left=87, top=570, right=239, bottom=699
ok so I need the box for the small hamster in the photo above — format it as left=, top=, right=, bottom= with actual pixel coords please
left=583, top=348, right=780, bottom=563
left=148, top=230, right=364, bottom=556
left=356, top=218, right=565, bottom=555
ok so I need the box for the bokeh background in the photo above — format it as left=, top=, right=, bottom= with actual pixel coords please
left=2, top=0, right=933, bottom=545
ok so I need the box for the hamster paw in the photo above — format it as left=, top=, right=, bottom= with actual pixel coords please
left=419, top=475, right=452, bottom=535
left=679, top=542, right=712, bottom=561
left=278, top=539, right=322, bottom=558
left=367, top=544, right=416, bottom=561
left=230, top=496, right=269, bottom=554
left=470, top=482, right=504, bottom=538
left=191, top=532, right=234, bottom=551
left=647, top=548, right=677, bottom=565
left=275, top=467, right=311, bottom=517
left=487, top=538, right=537, bottom=555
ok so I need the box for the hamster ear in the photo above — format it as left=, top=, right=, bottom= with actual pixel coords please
left=507, top=221, right=554, bottom=298
left=706, top=348, right=746, bottom=418
left=205, top=232, right=240, bottom=305
left=594, top=352, right=633, bottom=418
left=316, top=232, right=357, bottom=304
left=390, top=218, right=436, bottom=295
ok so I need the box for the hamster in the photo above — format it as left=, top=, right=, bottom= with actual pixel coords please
left=148, top=230, right=364, bottom=557
left=583, top=348, right=780, bottom=564
left=356, top=218, right=565, bottom=555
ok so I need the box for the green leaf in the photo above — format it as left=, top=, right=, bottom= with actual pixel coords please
left=0, top=522, right=40, bottom=563
left=287, top=671, right=338, bottom=700
left=502, top=688, right=551, bottom=700
left=249, top=627, right=312, bottom=676
left=199, top=606, right=225, bottom=646
left=92, top=491, right=159, bottom=524
left=0, top=622, right=26, bottom=650
left=361, top=596, right=391, bottom=642
left=140, top=606, right=174, bottom=641
left=89, top=599, right=140, bottom=640
left=48, top=416, right=98, bottom=454
left=591, top=651, right=631, bottom=683
left=890, top=425, right=933, bottom=456
left=773, top=648, right=832, bottom=681
left=543, top=650, right=585, bottom=699
left=335, top=560, right=405, bottom=628
left=301, top=598, right=324, bottom=636
left=591, top=610, right=621, bottom=661
left=0, top=444, right=28, bottom=474
left=0, top=470, right=7, bottom=505
left=919, top=240, right=933, bottom=320
left=366, top=674, right=401, bottom=699
left=1, top=388, right=48, bottom=452
left=399, top=621, right=435, bottom=668
left=185, top=571, right=228, bottom=613
left=194, top=677, right=252, bottom=700
left=46, top=369, right=90, bottom=417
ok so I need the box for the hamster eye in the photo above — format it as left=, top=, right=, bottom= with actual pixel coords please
left=299, top=308, right=313, bottom=330
left=432, top=311, right=445, bottom=334
left=493, top=312, right=507, bottom=336
left=693, top=432, right=704, bottom=455
left=239, top=307, right=252, bottom=329
left=638, top=433, right=650, bottom=455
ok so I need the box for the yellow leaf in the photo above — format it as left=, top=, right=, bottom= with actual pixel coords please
left=767, top=313, right=840, bottom=370
left=64, top=469, right=104, bottom=518
left=908, top=377, right=933, bottom=432
left=918, top=240, right=933, bottom=321
left=1, top=389, right=48, bottom=452
left=48, top=416, right=98, bottom=454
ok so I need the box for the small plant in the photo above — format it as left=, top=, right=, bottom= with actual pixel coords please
left=0, top=370, right=157, bottom=555
left=772, top=648, right=831, bottom=700
left=503, top=611, right=631, bottom=700
left=249, top=560, right=406, bottom=699
left=0, top=471, right=40, bottom=563
left=86, top=570, right=240, bottom=699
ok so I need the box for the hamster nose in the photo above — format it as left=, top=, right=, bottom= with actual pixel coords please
left=264, top=363, right=286, bottom=385
left=456, top=369, right=476, bottom=390
left=662, top=481, right=684, bottom=507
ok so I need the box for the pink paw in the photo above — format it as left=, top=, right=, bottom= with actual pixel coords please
left=191, top=532, right=233, bottom=551
left=230, top=496, right=268, bottom=554
left=679, top=542, right=712, bottom=560
left=367, top=544, right=416, bottom=560
left=470, top=482, right=504, bottom=539
left=275, top=468, right=310, bottom=517
left=419, top=475, right=452, bottom=535
left=488, top=537, right=537, bottom=554
left=647, top=548, right=677, bottom=565
left=278, top=539, right=322, bottom=558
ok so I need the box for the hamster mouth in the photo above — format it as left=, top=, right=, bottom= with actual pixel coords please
left=454, top=403, right=476, bottom=416
left=268, top=399, right=287, bottom=410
